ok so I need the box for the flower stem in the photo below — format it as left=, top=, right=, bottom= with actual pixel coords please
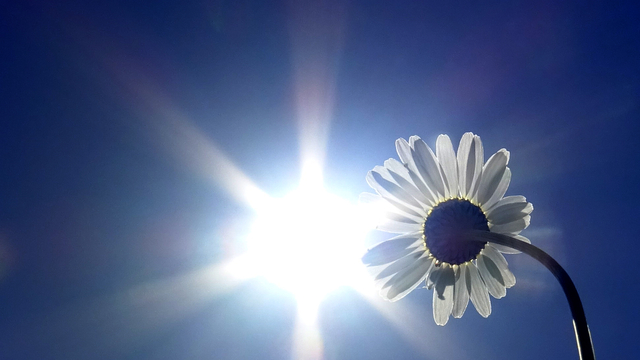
left=468, top=230, right=595, bottom=360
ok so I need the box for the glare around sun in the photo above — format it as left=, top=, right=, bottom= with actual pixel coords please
left=244, top=163, right=374, bottom=310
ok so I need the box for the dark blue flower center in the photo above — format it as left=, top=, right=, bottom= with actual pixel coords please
left=423, top=198, right=489, bottom=265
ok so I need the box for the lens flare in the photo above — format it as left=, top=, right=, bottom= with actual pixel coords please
left=244, top=163, right=370, bottom=314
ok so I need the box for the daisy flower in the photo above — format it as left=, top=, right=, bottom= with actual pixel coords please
left=362, top=132, right=533, bottom=325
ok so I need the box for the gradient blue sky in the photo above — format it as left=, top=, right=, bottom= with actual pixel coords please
left=1, top=1, right=639, bottom=359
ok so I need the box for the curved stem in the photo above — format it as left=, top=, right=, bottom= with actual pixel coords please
left=468, top=230, right=595, bottom=360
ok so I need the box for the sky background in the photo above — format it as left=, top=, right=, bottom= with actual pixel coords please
left=1, top=0, right=640, bottom=359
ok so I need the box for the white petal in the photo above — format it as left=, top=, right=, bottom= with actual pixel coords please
left=432, top=266, right=455, bottom=326
left=486, top=195, right=527, bottom=212
left=491, top=234, right=531, bottom=254
left=457, top=133, right=484, bottom=200
left=366, top=171, right=427, bottom=220
left=468, top=263, right=491, bottom=317
left=426, top=263, right=440, bottom=289
left=487, top=200, right=533, bottom=225
left=481, top=167, right=511, bottom=210
left=384, top=159, right=433, bottom=206
left=477, top=149, right=509, bottom=206
left=410, top=137, right=446, bottom=199
left=405, top=168, right=437, bottom=207
left=375, top=252, right=423, bottom=282
left=395, top=138, right=413, bottom=165
left=477, top=254, right=507, bottom=298
left=468, top=135, right=485, bottom=199
left=362, top=232, right=423, bottom=266
left=367, top=169, right=423, bottom=210
left=384, top=257, right=434, bottom=301
left=382, top=210, right=422, bottom=224
left=365, top=171, right=403, bottom=204
left=384, top=196, right=427, bottom=221
left=452, top=264, right=470, bottom=318
left=456, top=133, right=473, bottom=196
left=377, top=219, right=423, bottom=233
left=361, top=192, right=423, bottom=234
left=397, top=138, right=437, bottom=206
left=436, top=135, right=458, bottom=198
left=490, top=215, right=531, bottom=234
left=482, top=246, right=516, bottom=288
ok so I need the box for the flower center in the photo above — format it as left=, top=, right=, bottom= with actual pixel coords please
left=423, top=198, right=489, bottom=265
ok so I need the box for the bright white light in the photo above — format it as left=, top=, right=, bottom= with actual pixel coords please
left=245, top=163, right=372, bottom=313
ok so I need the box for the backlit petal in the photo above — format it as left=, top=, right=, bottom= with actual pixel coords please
left=477, top=254, right=507, bottom=298
left=477, top=149, right=509, bottom=206
left=384, top=257, right=434, bottom=301
left=375, top=252, right=423, bottom=282
left=468, top=263, right=491, bottom=317
left=481, top=167, right=511, bottom=210
left=436, top=134, right=458, bottom=198
left=490, top=215, right=531, bottom=234
left=482, top=245, right=516, bottom=288
left=362, top=232, right=423, bottom=266
left=433, top=265, right=455, bottom=326
left=487, top=200, right=533, bottom=225
left=367, top=169, right=423, bottom=210
left=411, top=137, right=446, bottom=199
left=457, top=133, right=484, bottom=200
left=452, top=264, right=470, bottom=318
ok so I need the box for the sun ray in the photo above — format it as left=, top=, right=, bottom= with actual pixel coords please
left=56, top=15, right=272, bottom=212
left=104, top=56, right=462, bottom=360
left=35, top=8, right=469, bottom=358
left=292, top=303, right=325, bottom=360
left=106, top=61, right=272, bottom=211
left=7, top=260, right=252, bottom=357
left=352, top=283, right=471, bottom=360
left=288, top=0, right=347, bottom=174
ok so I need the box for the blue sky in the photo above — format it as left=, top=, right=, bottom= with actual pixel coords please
left=1, top=1, right=639, bottom=359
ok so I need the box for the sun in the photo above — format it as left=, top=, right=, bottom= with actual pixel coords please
left=245, top=161, right=371, bottom=315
